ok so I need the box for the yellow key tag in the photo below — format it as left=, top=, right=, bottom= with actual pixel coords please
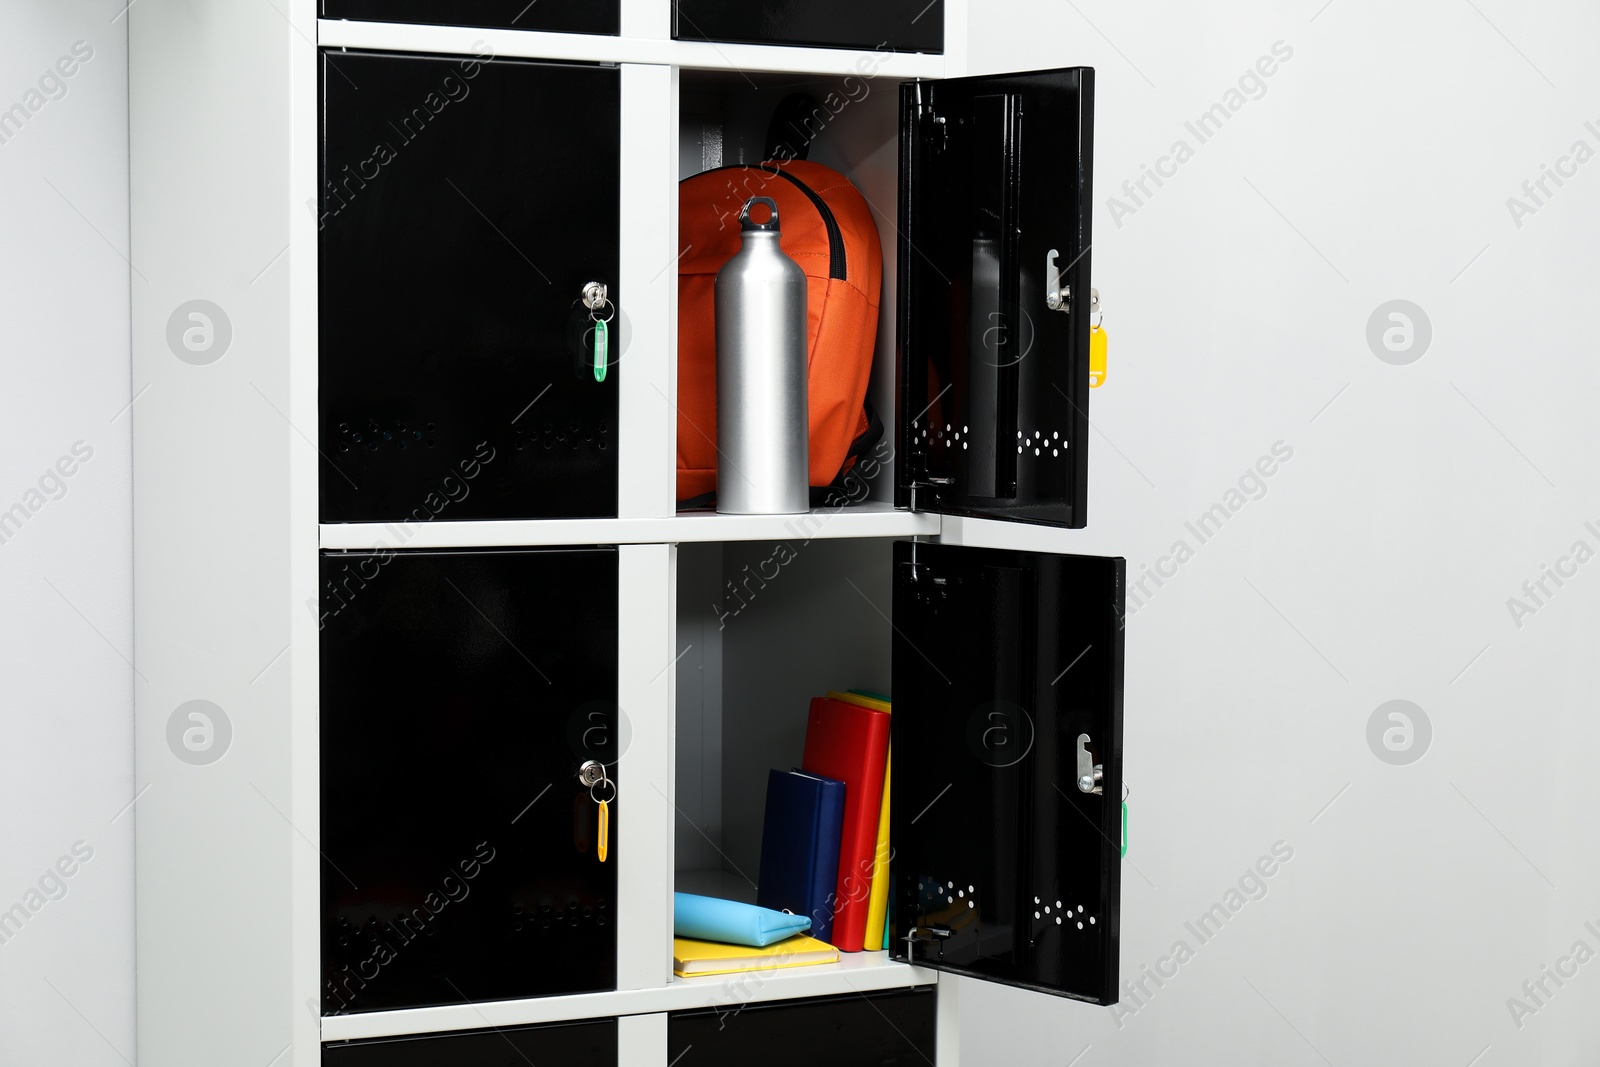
left=596, top=798, right=609, bottom=863
left=1089, top=324, right=1107, bottom=388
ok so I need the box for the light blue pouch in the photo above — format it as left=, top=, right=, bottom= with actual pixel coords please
left=673, top=892, right=812, bottom=947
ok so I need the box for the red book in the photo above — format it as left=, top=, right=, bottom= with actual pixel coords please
left=800, top=696, right=891, bottom=952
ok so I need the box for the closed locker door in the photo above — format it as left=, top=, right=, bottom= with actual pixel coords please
left=320, top=51, right=620, bottom=523
left=319, top=548, right=619, bottom=1013
left=323, top=1018, right=618, bottom=1065
left=319, top=0, right=619, bottom=35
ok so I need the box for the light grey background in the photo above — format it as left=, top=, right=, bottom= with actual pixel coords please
left=6, top=0, right=1599, bottom=1063
left=0, top=3, right=135, bottom=1065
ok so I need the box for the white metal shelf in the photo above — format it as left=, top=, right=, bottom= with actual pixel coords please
left=320, top=952, right=937, bottom=1042
left=319, top=501, right=939, bottom=550
left=317, top=20, right=948, bottom=78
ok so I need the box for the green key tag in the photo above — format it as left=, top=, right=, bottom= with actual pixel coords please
left=1121, top=801, right=1128, bottom=858
left=592, top=318, right=608, bottom=382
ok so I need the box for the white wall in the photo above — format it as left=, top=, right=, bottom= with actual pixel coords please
left=960, top=1, right=1600, bottom=1063
left=0, top=2, right=135, bottom=1065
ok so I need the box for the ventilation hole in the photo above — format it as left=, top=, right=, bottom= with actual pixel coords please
left=1078, top=905, right=1084, bottom=913
left=1034, top=897, right=1040, bottom=904
left=1044, top=905, right=1051, bottom=914
left=1053, top=431, right=1060, bottom=440
left=1057, top=917, right=1063, bottom=926
left=1034, top=448, right=1041, bottom=456
left=1017, top=446, right=1023, bottom=454
left=1053, top=450, right=1059, bottom=457
left=1034, top=911, right=1041, bottom=919
left=957, top=890, right=965, bottom=898
left=1089, top=916, right=1096, bottom=924
left=945, top=423, right=951, bottom=431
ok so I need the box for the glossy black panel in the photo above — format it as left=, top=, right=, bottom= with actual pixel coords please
left=323, top=1018, right=618, bottom=1065
left=320, top=548, right=618, bottom=1013
left=889, top=541, right=1123, bottom=1002
left=668, top=989, right=936, bottom=1065
left=321, top=0, right=618, bottom=35
left=896, top=69, right=1094, bottom=528
left=320, top=52, right=619, bottom=522
left=673, top=0, right=941, bottom=53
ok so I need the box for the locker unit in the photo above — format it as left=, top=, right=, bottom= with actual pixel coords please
left=130, top=3, right=1123, bottom=1065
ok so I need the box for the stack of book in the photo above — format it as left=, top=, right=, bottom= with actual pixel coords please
left=671, top=891, right=839, bottom=978
left=757, top=689, right=893, bottom=953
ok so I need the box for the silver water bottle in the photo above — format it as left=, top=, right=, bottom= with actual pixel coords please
left=716, top=196, right=809, bottom=515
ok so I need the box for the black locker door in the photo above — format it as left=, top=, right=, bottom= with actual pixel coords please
left=320, top=0, right=619, bottom=35
left=319, top=548, right=619, bottom=1013
left=668, top=989, right=937, bottom=1066
left=320, top=52, right=619, bottom=523
left=888, top=540, right=1123, bottom=1003
left=324, top=1018, right=617, bottom=1066
left=672, top=0, right=942, bottom=54
left=895, top=69, right=1095, bottom=529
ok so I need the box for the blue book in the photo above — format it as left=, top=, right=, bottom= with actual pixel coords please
left=757, top=769, right=846, bottom=945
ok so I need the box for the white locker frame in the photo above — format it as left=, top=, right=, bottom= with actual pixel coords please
left=126, top=1, right=1046, bottom=1064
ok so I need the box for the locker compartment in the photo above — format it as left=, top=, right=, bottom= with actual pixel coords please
left=673, top=0, right=943, bottom=55
left=319, top=51, right=620, bottom=523
left=668, top=988, right=936, bottom=1066
left=321, top=0, right=619, bottom=36
left=674, top=538, right=894, bottom=913
left=319, top=548, right=620, bottom=1014
left=674, top=538, right=1124, bottom=1003
left=678, top=66, right=1095, bottom=527
left=323, top=1016, right=618, bottom=1065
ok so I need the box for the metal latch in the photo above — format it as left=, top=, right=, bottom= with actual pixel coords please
left=1046, top=249, right=1097, bottom=318
left=1046, top=249, right=1069, bottom=312
left=1075, top=733, right=1103, bottom=795
left=905, top=925, right=955, bottom=945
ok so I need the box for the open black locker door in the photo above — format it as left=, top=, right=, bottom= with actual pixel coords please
left=895, top=68, right=1095, bottom=529
left=889, top=541, right=1123, bottom=1002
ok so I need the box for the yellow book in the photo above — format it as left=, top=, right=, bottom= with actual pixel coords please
left=827, top=689, right=891, bottom=715
left=862, top=747, right=891, bottom=950
left=672, top=934, right=840, bottom=978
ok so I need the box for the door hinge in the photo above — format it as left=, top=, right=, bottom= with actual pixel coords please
left=922, top=108, right=948, bottom=152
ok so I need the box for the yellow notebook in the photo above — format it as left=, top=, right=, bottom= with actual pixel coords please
left=862, top=749, right=892, bottom=949
left=827, top=689, right=891, bottom=715
left=673, top=934, right=840, bottom=978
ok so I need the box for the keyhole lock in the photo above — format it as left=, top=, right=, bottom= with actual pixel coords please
left=577, top=759, right=607, bottom=788
left=581, top=282, right=608, bottom=311
left=1075, top=733, right=1104, bottom=795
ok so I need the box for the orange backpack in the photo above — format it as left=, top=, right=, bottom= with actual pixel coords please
left=677, top=159, right=883, bottom=506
